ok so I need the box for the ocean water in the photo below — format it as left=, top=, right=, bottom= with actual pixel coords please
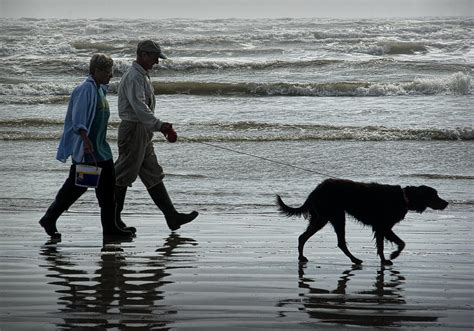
left=0, top=16, right=473, bottom=331
left=0, top=17, right=472, bottom=216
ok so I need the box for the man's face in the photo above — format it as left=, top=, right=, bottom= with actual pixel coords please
left=141, top=52, right=160, bottom=71
left=94, top=67, right=113, bottom=85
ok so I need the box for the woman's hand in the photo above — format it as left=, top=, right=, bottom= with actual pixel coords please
left=79, top=129, right=94, bottom=154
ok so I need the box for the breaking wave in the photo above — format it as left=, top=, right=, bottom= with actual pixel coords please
left=181, top=124, right=474, bottom=142
left=1, top=72, right=469, bottom=104
left=365, top=41, right=428, bottom=56
left=150, top=73, right=471, bottom=96
left=401, top=173, right=474, bottom=180
left=1, top=120, right=472, bottom=141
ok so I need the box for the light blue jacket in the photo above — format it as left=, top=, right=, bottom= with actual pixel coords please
left=56, top=76, right=107, bottom=163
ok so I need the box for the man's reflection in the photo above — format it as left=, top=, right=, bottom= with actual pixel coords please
left=279, top=264, right=438, bottom=327
left=40, top=233, right=197, bottom=329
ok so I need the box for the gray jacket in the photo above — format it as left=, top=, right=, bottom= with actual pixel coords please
left=117, top=62, right=163, bottom=131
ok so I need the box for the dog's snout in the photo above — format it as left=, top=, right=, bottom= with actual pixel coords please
left=441, top=199, right=449, bottom=209
left=434, top=198, right=449, bottom=210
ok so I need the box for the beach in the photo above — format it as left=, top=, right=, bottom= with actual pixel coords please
left=0, top=209, right=473, bottom=330
left=1, top=16, right=473, bottom=329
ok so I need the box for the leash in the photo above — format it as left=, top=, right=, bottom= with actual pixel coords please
left=186, top=139, right=336, bottom=179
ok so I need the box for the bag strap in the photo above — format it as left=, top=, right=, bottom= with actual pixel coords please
left=82, top=153, right=99, bottom=169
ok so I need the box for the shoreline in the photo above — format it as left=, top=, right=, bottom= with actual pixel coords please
left=0, top=210, right=473, bottom=330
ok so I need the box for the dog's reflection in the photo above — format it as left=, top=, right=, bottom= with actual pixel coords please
left=279, top=264, right=438, bottom=327
left=40, top=234, right=197, bottom=329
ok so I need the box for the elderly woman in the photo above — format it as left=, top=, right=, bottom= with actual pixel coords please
left=39, top=53, right=134, bottom=239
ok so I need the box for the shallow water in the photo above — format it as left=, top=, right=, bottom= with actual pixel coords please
left=0, top=211, right=473, bottom=330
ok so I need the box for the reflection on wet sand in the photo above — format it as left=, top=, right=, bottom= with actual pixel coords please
left=279, top=264, right=438, bottom=327
left=39, top=234, right=197, bottom=329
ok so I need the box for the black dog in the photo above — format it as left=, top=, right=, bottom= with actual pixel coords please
left=276, top=178, right=448, bottom=265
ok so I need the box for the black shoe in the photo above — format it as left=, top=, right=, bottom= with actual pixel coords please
left=114, top=185, right=137, bottom=234
left=116, top=218, right=137, bottom=234
left=101, top=207, right=135, bottom=238
left=166, top=211, right=199, bottom=231
left=147, top=182, right=198, bottom=231
left=39, top=209, right=62, bottom=239
left=103, top=226, right=135, bottom=238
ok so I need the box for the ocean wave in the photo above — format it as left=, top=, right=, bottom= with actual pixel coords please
left=365, top=41, right=428, bottom=56
left=2, top=17, right=471, bottom=60
left=401, top=174, right=474, bottom=180
left=166, top=172, right=208, bottom=179
left=3, top=57, right=337, bottom=76
left=0, top=118, right=65, bottom=126
left=0, top=96, right=69, bottom=105
left=0, top=72, right=470, bottom=104
left=159, top=58, right=340, bottom=72
left=184, top=124, right=474, bottom=142
left=1, top=122, right=472, bottom=142
left=151, top=73, right=471, bottom=96
left=2, top=48, right=471, bottom=80
left=0, top=81, right=73, bottom=96
left=0, top=131, right=61, bottom=141
left=156, top=57, right=472, bottom=75
left=359, top=72, right=471, bottom=96
left=70, top=40, right=124, bottom=52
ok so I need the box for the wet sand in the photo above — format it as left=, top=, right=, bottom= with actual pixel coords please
left=0, top=210, right=472, bottom=330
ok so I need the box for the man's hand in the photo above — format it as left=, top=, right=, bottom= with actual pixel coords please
left=160, top=122, right=172, bottom=133
left=160, top=122, right=178, bottom=143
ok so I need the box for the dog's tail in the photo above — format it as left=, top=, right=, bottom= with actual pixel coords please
left=275, top=194, right=310, bottom=219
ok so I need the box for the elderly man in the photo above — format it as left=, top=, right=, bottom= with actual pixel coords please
left=114, top=40, right=198, bottom=233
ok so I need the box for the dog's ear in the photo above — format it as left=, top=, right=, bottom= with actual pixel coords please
left=404, top=186, right=429, bottom=213
left=420, top=185, right=449, bottom=210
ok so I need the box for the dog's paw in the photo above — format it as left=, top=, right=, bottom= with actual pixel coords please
left=382, top=259, right=393, bottom=266
left=352, top=258, right=363, bottom=265
left=390, top=251, right=401, bottom=260
left=298, top=256, right=309, bottom=263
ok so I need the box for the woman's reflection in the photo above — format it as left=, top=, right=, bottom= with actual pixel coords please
left=39, top=233, right=197, bottom=329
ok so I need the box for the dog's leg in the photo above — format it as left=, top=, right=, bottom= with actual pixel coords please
left=375, top=232, right=393, bottom=265
left=332, top=213, right=363, bottom=265
left=385, top=230, right=405, bottom=260
left=298, top=216, right=326, bottom=263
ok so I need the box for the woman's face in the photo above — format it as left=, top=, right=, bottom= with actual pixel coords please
left=93, top=66, right=113, bottom=85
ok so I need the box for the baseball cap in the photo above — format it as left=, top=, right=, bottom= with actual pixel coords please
left=137, top=40, right=167, bottom=59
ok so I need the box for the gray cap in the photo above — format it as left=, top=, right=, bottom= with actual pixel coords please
left=137, top=40, right=167, bottom=59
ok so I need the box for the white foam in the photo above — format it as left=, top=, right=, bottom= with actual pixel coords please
left=0, top=82, right=72, bottom=96
left=355, top=72, right=471, bottom=96
left=448, top=72, right=471, bottom=95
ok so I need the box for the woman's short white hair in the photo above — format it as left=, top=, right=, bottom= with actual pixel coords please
left=89, top=53, right=113, bottom=74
